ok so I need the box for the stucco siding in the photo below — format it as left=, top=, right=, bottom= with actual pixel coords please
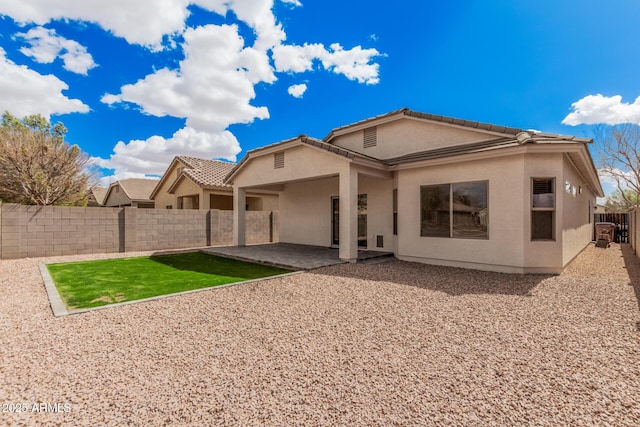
left=331, top=119, right=499, bottom=160
left=103, top=186, right=132, bottom=207
left=522, top=153, right=564, bottom=272
left=153, top=159, right=187, bottom=209
left=561, top=155, right=596, bottom=266
left=396, top=154, right=529, bottom=272
left=233, top=144, right=351, bottom=188
left=358, top=175, right=394, bottom=251
left=279, top=177, right=337, bottom=247
left=173, top=178, right=201, bottom=199
left=278, top=174, right=393, bottom=251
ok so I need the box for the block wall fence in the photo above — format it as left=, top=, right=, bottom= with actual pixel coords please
left=0, top=203, right=278, bottom=259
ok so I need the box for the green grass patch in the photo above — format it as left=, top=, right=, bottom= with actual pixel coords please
left=46, top=252, right=291, bottom=310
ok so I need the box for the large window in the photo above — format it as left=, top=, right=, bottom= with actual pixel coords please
left=420, top=181, right=488, bottom=239
left=531, top=178, right=555, bottom=240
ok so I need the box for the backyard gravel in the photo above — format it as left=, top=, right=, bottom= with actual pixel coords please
left=1, top=243, right=640, bottom=426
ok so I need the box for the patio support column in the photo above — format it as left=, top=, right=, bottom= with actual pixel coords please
left=339, top=167, right=358, bottom=262
left=233, top=186, right=246, bottom=246
left=201, top=190, right=210, bottom=210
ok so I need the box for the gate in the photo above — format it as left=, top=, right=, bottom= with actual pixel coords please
left=593, top=213, right=630, bottom=243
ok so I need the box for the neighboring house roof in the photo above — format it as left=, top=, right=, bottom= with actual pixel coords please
left=174, top=156, right=235, bottom=189
left=150, top=156, right=236, bottom=199
left=89, top=187, right=108, bottom=205
left=104, top=178, right=159, bottom=205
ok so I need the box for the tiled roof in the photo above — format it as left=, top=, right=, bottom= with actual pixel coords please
left=117, top=178, right=159, bottom=201
left=175, top=156, right=235, bottom=188
left=224, top=135, right=385, bottom=183
left=324, top=108, right=524, bottom=141
left=385, top=132, right=594, bottom=165
left=385, top=138, right=516, bottom=165
left=90, top=187, right=108, bottom=205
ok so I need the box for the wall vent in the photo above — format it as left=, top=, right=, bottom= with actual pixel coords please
left=363, top=126, right=377, bottom=148
left=274, top=151, right=285, bottom=169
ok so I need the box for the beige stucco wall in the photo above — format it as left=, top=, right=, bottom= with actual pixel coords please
left=279, top=177, right=337, bottom=247
left=153, top=159, right=187, bottom=209
left=330, top=119, right=498, bottom=160
left=232, top=143, right=350, bottom=188
left=395, top=151, right=593, bottom=273
left=103, top=185, right=132, bottom=207
left=521, top=153, right=564, bottom=271
left=278, top=174, right=394, bottom=251
left=397, top=154, right=529, bottom=272
left=560, top=155, right=597, bottom=266
left=258, top=194, right=279, bottom=211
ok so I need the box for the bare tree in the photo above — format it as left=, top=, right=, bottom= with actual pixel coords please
left=0, top=112, right=95, bottom=206
left=594, top=123, right=640, bottom=208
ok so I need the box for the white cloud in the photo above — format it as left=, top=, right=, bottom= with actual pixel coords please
left=273, top=42, right=382, bottom=84
left=0, top=0, right=192, bottom=50
left=102, top=24, right=271, bottom=133
left=0, top=47, right=89, bottom=119
left=0, top=0, right=288, bottom=51
left=0, top=1, right=382, bottom=178
left=287, top=83, right=307, bottom=98
left=321, top=43, right=381, bottom=85
left=272, top=43, right=326, bottom=73
left=562, top=94, right=640, bottom=126
left=16, top=26, right=97, bottom=75
left=93, top=126, right=241, bottom=180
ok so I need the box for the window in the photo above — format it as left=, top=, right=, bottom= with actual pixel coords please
left=274, top=151, right=284, bottom=169
left=531, top=178, right=555, bottom=240
left=393, top=189, right=398, bottom=235
left=420, top=181, right=488, bottom=239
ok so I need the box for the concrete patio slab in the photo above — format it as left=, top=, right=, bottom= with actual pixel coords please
left=202, top=243, right=393, bottom=270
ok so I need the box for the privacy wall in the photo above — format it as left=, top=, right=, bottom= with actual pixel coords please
left=0, top=203, right=278, bottom=259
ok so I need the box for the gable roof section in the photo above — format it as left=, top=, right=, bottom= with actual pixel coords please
left=90, top=187, right=108, bottom=205
left=323, top=107, right=523, bottom=142
left=150, top=156, right=236, bottom=199
left=224, top=135, right=385, bottom=184
left=224, top=108, right=602, bottom=196
left=105, top=178, right=159, bottom=204
left=174, top=156, right=235, bottom=189
left=118, top=178, right=159, bottom=201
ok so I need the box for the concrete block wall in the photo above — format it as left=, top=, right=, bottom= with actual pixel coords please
left=125, top=208, right=210, bottom=252
left=210, top=210, right=234, bottom=245
left=0, top=203, right=278, bottom=259
left=246, top=211, right=272, bottom=244
left=0, top=203, right=121, bottom=259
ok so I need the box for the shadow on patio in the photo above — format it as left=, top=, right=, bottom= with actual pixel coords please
left=201, top=243, right=393, bottom=270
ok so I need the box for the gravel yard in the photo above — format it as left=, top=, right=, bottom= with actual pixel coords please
left=1, top=243, right=640, bottom=426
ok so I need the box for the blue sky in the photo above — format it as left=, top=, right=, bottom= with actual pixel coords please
left=0, top=1, right=639, bottom=195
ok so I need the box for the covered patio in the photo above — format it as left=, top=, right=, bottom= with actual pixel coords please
left=225, top=136, right=393, bottom=263
left=202, top=243, right=393, bottom=270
